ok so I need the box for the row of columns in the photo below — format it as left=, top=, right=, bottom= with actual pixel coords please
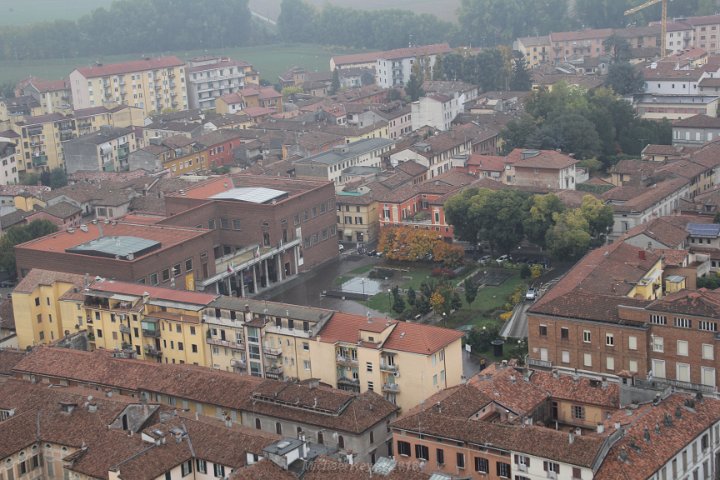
left=216, top=246, right=300, bottom=297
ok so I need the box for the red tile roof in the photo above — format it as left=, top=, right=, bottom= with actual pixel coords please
left=467, top=154, right=506, bottom=172
left=89, top=279, right=218, bottom=305
left=508, top=148, right=577, bottom=169
left=318, top=312, right=463, bottom=355
left=75, top=56, right=184, bottom=78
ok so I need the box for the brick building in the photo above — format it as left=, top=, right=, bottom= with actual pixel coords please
left=528, top=237, right=720, bottom=393
left=158, top=174, right=338, bottom=294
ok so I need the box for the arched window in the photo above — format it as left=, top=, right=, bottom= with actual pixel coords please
left=338, top=435, right=345, bottom=449
left=276, top=422, right=282, bottom=435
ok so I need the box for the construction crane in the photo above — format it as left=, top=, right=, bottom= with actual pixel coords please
left=625, top=0, right=667, bottom=58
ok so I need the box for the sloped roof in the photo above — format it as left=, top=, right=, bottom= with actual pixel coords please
left=75, top=56, right=184, bottom=78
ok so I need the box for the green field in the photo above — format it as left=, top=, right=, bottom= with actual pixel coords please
left=0, top=0, right=113, bottom=25
left=0, top=44, right=355, bottom=86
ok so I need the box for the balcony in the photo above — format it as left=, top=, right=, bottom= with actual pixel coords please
left=265, top=365, right=283, bottom=379
left=32, top=155, right=48, bottom=167
left=263, top=346, right=282, bottom=356
left=379, top=363, right=398, bottom=373
left=528, top=358, right=552, bottom=369
left=337, top=376, right=360, bottom=387
left=85, top=316, right=93, bottom=325
left=382, top=383, right=400, bottom=393
left=207, top=337, right=244, bottom=350
left=144, top=345, right=162, bottom=357
left=117, top=144, right=130, bottom=161
left=230, top=358, right=245, bottom=368
left=27, top=127, right=43, bottom=136
left=336, top=355, right=358, bottom=367
left=119, top=325, right=130, bottom=334
left=142, top=329, right=160, bottom=338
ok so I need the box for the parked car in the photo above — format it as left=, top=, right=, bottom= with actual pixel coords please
left=367, top=249, right=377, bottom=257
left=496, top=254, right=512, bottom=264
left=525, top=288, right=537, bottom=301
left=478, top=255, right=492, bottom=265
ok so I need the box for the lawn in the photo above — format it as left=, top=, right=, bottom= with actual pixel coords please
left=445, top=271, right=526, bottom=329
left=0, top=43, right=357, bottom=86
left=0, top=0, right=113, bottom=26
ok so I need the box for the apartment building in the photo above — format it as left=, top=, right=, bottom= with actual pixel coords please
left=390, top=129, right=473, bottom=178
left=336, top=191, right=378, bottom=244
left=215, top=87, right=283, bottom=115
left=508, top=148, right=579, bottom=190
left=15, top=76, right=72, bottom=114
left=672, top=114, right=720, bottom=146
left=186, top=56, right=258, bottom=110
left=12, top=112, right=76, bottom=172
left=527, top=235, right=720, bottom=392
left=0, top=139, right=19, bottom=185
left=375, top=44, right=452, bottom=88
left=293, top=138, right=394, bottom=185
left=11, top=346, right=399, bottom=464
left=514, top=36, right=551, bottom=68
left=62, top=126, right=136, bottom=173
left=203, top=296, right=333, bottom=379
left=69, top=56, right=188, bottom=116
left=411, top=94, right=462, bottom=132
left=312, top=311, right=464, bottom=411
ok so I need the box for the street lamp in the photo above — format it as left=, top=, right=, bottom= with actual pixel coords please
left=387, top=288, right=392, bottom=313
left=442, top=312, right=447, bottom=327
left=361, top=278, right=365, bottom=298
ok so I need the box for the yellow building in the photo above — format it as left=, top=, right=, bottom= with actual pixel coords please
left=204, top=297, right=334, bottom=378
left=336, top=192, right=378, bottom=244
left=12, top=112, right=76, bottom=172
left=69, top=56, right=188, bottom=117
left=163, top=150, right=208, bottom=176
left=312, top=312, right=465, bottom=412
left=75, top=104, right=145, bottom=137
left=13, top=191, right=47, bottom=212
left=78, top=280, right=216, bottom=365
left=14, top=269, right=465, bottom=412
left=13, top=269, right=85, bottom=347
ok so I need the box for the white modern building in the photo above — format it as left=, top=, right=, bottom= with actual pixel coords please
left=293, top=138, right=394, bottom=185
left=185, top=56, right=257, bottom=110
left=375, top=43, right=452, bottom=88
left=411, top=94, right=462, bottom=131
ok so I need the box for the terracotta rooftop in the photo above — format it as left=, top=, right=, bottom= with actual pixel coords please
left=75, top=56, right=184, bottom=78
left=14, top=269, right=85, bottom=294
left=470, top=364, right=548, bottom=415
left=673, top=113, right=720, bottom=129
left=88, top=279, right=218, bottom=306
left=318, top=312, right=463, bottom=355
left=645, top=288, right=720, bottom=318
left=595, top=394, right=720, bottom=480
left=13, top=347, right=397, bottom=434
left=508, top=149, right=577, bottom=169
left=467, top=154, right=506, bottom=172
left=550, top=28, right=614, bottom=42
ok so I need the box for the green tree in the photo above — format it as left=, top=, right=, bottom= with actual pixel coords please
left=432, top=55, right=445, bottom=80
left=0, top=220, right=58, bottom=276
left=48, top=167, right=68, bottom=189
left=406, top=286, right=416, bottom=305
left=0, top=82, right=15, bottom=99
left=405, top=72, right=424, bottom=101
left=416, top=294, right=431, bottom=314
left=603, top=34, right=631, bottom=63
left=392, top=295, right=406, bottom=314
left=579, top=195, right=614, bottom=242
left=545, top=210, right=592, bottom=260
left=451, top=292, right=463, bottom=311
left=442, top=53, right=465, bottom=81
left=329, top=69, right=340, bottom=95
left=509, top=54, right=532, bottom=91
left=464, top=278, right=478, bottom=304
left=520, top=263, right=531, bottom=279
left=500, top=114, right=540, bottom=154
left=277, top=0, right=317, bottom=43
left=538, top=112, right=601, bottom=159
left=467, top=323, right=501, bottom=353
left=607, top=62, right=645, bottom=95
left=523, top=193, right=565, bottom=247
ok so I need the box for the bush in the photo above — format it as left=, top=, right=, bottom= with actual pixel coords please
left=499, top=311, right=513, bottom=321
